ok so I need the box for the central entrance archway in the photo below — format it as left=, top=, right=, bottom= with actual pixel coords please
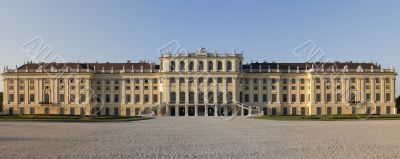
left=208, top=106, right=215, bottom=116
left=179, top=106, right=185, bottom=116
left=188, top=107, right=195, bottom=116
left=198, top=105, right=205, bottom=116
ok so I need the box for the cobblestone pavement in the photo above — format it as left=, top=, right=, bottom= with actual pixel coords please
left=1, top=117, right=400, bottom=159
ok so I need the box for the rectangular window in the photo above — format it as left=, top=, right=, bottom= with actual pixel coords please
left=114, top=94, right=119, bottom=103
left=292, top=107, right=297, bottom=115
left=336, top=94, right=342, bottom=102
left=271, top=78, right=276, bottom=84
left=59, top=94, right=65, bottom=103
left=316, top=94, right=321, bottom=103
left=29, top=94, right=35, bottom=103
left=106, top=94, right=110, bottom=103
left=80, top=94, right=86, bottom=103
left=126, top=94, right=131, bottom=103
left=376, top=93, right=381, bottom=102
left=326, top=94, right=331, bottom=102
left=153, top=94, right=158, bottom=103
left=291, top=94, right=296, bottom=103
left=282, top=94, right=288, bottom=103
left=253, top=94, right=258, bottom=102
left=327, top=107, right=332, bottom=115
left=70, top=94, right=75, bottom=103
left=316, top=107, right=322, bottom=115
left=144, top=94, right=149, bottom=103
left=19, top=94, right=24, bottom=103
left=135, top=94, right=140, bottom=103
left=262, top=94, right=267, bottom=102
left=386, top=93, right=391, bottom=102
left=272, top=94, right=277, bottom=103
left=337, top=107, right=342, bottom=115
left=300, top=94, right=305, bottom=103
left=244, top=94, right=249, bottom=102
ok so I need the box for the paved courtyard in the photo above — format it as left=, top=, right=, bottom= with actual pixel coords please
left=1, top=117, right=400, bottom=159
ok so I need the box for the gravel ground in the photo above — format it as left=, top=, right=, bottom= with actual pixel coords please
left=1, top=117, right=400, bottom=159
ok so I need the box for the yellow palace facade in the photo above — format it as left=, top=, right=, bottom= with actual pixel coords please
left=1, top=48, right=397, bottom=116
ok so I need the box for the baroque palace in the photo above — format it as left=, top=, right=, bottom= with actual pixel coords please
left=1, top=48, right=397, bottom=116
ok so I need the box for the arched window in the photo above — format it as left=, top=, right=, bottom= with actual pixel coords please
left=179, top=91, right=185, bottom=104
left=227, top=61, right=232, bottom=71
left=198, top=77, right=204, bottom=83
left=227, top=91, right=233, bottom=104
left=198, top=61, right=204, bottom=71
left=189, top=91, right=194, bottom=104
left=198, top=91, right=204, bottom=103
left=179, top=77, right=185, bottom=83
left=208, top=78, right=213, bottom=84
left=208, top=61, right=213, bottom=71
left=170, top=92, right=176, bottom=103
left=179, top=61, right=185, bottom=71
left=217, top=91, right=223, bottom=104
left=239, top=62, right=242, bottom=71
left=170, top=61, right=175, bottom=71
left=189, top=61, right=194, bottom=71
left=217, top=61, right=223, bottom=71
left=208, top=91, right=214, bottom=103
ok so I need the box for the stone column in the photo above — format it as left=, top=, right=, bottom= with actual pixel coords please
left=185, top=77, right=189, bottom=116
left=38, top=78, right=42, bottom=105
left=213, top=77, right=218, bottom=116
left=232, top=77, right=238, bottom=115
left=101, top=80, right=106, bottom=115
left=176, top=77, right=180, bottom=116
left=24, top=79, right=29, bottom=106
left=390, top=77, right=395, bottom=101
left=3, top=79, right=8, bottom=108
left=380, top=77, right=385, bottom=113
left=194, top=77, right=198, bottom=116
left=205, top=78, right=209, bottom=116
left=54, top=78, right=59, bottom=104
left=65, top=78, right=69, bottom=105
left=85, top=78, right=90, bottom=115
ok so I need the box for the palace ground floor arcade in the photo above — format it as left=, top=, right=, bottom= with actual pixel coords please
left=4, top=103, right=395, bottom=116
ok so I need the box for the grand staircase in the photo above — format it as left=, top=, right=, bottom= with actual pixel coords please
left=236, top=103, right=263, bottom=117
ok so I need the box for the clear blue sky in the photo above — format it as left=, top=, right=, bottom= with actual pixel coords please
left=0, top=0, right=400, bottom=93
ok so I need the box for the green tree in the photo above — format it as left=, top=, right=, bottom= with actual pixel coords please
left=396, top=95, right=400, bottom=114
